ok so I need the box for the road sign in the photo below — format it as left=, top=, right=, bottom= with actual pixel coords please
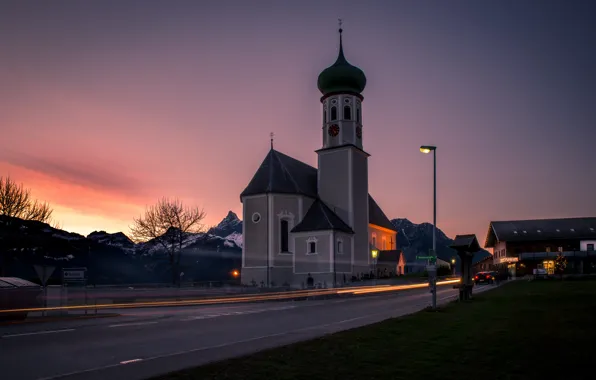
left=426, top=264, right=437, bottom=272
left=416, top=255, right=437, bottom=260
left=34, top=265, right=55, bottom=286
left=62, top=268, right=87, bottom=281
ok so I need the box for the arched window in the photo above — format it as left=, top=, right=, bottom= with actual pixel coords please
left=356, top=108, right=361, bottom=123
left=323, top=109, right=327, bottom=123
left=343, top=105, right=351, bottom=120
left=337, top=240, right=343, bottom=254
left=330, top=106, right=337, bottom=120
left=280, top=220, right=289, bottom=252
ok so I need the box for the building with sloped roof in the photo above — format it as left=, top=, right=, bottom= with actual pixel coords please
left=484, top=217, right=596, bottom=276
left=240, top=27, right=396, bottom=288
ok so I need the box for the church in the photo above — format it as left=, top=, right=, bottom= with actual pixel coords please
left=240, top=26, right=397, bottom=288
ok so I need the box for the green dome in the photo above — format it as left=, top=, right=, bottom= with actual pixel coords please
left=317, top=29, right=367, bottom=97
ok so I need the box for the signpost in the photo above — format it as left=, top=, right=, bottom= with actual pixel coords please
left=33, top=265, right=55, bottom=317
left=62, top=267, right=89, bottom=314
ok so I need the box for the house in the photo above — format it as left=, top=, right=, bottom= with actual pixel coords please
left=484, top=217, right=596, bottom=276
left=240, top=26, right=397, bottom=288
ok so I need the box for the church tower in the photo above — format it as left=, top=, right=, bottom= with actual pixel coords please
left=316, top=24, right=370, bottom=273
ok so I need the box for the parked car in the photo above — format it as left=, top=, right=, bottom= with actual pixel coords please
left=474, top=271, right=496, bottom=285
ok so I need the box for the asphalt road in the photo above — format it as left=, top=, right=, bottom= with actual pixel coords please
left=0, top=284, right=495, bottom=380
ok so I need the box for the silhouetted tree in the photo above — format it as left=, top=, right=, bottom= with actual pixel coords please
left=0, top=176, right=54, bottom=276
left=130, top=197, right=206, bottom=285
left=0, top=176, right=52, bottom=222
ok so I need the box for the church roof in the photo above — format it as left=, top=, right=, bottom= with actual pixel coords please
left=292, top=199, right=354, bottom=234
left=240, top=149, right=318, bottom=199
left=369, top=196, right=396, bottom=231
left=241, top=150, right=396, bottom=232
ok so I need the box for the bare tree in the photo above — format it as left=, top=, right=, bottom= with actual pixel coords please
left=0, top=176, right=53, bottom=223
left=130, top=197, right=206, bottom=285
left=0, top=176, right=55, bottom=276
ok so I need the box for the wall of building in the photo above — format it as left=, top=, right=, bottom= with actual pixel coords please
left=294, top=231, right=333, bottom=275
left=242, top=195, right=268, bottom=268
left=352, top=149, right=370, bottom=275
left=317, top=148, right=351, bottom=224
left=334, top=231, right=353, bottom=274
left=506, top=239, right=581, bottom=254
left=580, top=240, right=596, bottom=251
left=271, top=194, right=300, bottom=268
left=369, top=225, right=397, bottom=251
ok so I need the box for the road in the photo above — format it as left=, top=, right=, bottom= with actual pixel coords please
left=0, top=284, right=495, bottom=380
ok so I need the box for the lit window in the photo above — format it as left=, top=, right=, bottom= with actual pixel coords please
left=558, top=246, right=563, bottom=253
left=330, top=106, right=337, bottom=120
left=523, top=230, right=527, bottom=234
left=570, top=228, right=575, bottom=232
left=537, top=229, right=541, bottom=233
left=590, top=227, right=594, bottom=232
left=556, top=229, right=560, bottom=232
left=513, top=231, right=518, bottom=234
left=546, top=247, right=551, bottom=252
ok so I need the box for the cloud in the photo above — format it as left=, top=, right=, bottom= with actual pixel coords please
left=0, top=149, right=144, bottom=197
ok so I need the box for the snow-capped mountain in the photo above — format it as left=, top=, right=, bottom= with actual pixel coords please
left=208, top=211, right=242, bottom=237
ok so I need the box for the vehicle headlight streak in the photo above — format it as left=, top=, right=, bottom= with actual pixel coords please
left=0, top=279, right=460, bottom=314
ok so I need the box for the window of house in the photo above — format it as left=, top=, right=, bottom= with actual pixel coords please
left=372, top=235, right=376, bottom=248
left=356, top=108, right=361, bottom=123
left=309, top=241, right=316, bottom=253
left=330, top=106, right=337, bottom=120
left=382, top=237, right=387, bottom=250
left=280, top=220, right=289, bottom=252
left=323, top=109, right=327, bottom=123
left=587, top=244, right=595, bottom=251
left=390, top=236, right=394, bottom=250
left=546, top=247, right=551, bottom=253
left=337, top=240, right=343, bottom=254
left=558, top=246, right=563, bottom=253
left=343, top=105, right=351, bottom=120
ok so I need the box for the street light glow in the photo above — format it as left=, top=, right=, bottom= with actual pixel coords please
left=419, top=145, right=436, bottom=154
left=371, top=249, right=379, bottom=259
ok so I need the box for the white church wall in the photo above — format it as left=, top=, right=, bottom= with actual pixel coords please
left=271, top=194, right=300, bottom=268
left=242, top=195, right=268, bottom=268
left=293, top=231, right=333, bottom=275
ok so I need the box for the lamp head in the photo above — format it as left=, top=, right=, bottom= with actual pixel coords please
left=420, top=145, right=436, bottom=154
left=371, top=249, right=379, bottom=259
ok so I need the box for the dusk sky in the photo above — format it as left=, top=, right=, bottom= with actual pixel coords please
left=1, top=0, right=595, bottom=247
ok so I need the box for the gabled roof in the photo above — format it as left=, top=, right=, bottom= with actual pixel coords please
left=484, top=217, right=596, bottom=248
left=450, top=234, right=481, bottom=255
left=368, top=195, right=396, bottom=232
left=240, top=149, right=318, bottom=199
left=291, top=199, right=354, bottom=234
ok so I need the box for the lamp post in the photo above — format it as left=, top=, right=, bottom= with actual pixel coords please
left=371, top=249, right=379, bottom=285
left=420, top=145, right=437, bottom=310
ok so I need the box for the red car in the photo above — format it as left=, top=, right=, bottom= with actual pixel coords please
left=474, top=271, right=496, bottom=285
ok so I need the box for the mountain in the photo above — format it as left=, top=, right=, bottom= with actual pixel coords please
left=391, top=218, right=491, bottom=265
left=208, top=211, right=242, bottom=237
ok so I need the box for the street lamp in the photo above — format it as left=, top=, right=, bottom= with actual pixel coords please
left=420, top=145, right=437, bottom=310
left=451, top=258, right=456, bottom=276
left=371, top=249, right=379, bottom=285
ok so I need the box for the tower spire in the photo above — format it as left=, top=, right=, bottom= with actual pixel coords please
left=270, top=132, right=274, bottom=150
left=336, top=18, right=346, bottom=64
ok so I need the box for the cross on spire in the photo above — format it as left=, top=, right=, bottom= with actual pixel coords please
left=338, top=18, right=343, bottom=32
left=270, top=132, right=274, bottom=150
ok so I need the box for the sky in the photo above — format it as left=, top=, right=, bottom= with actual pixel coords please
left=1, top=0, right=595, bottom=247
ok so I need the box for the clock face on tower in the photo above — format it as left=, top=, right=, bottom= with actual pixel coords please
left=356, top=126, right=362, bottom=139
left=328, top=124, right=340, bottom=137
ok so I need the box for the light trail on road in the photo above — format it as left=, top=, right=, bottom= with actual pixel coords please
left=0, top=279, right=460, bottom=314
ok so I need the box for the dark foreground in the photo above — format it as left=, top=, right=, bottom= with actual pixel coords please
left=153, top=279, right=596, bottom=380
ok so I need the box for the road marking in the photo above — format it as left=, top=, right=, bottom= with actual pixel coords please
left=119, top=359, right=143, bottom=364
left=108, top=321, right=159, bottom=328
left=179, top=305, right=297, bottom=321
left=1, top=329, right=75, bottom=338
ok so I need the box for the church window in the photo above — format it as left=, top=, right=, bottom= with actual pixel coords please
left=306, top=237, right=318, bottom=255
left=337, top=240, right=343, bottom=254
left=382, top=237, right=387, bottom=250
left=330, top=106, right=337, bottom=120
left=343, top=105, right=351, bottom=120
left=372, top=234, right=377, bottom=248
left=280, top=220, right=289, bottom=252
left=356, top=108, right=361, bottom=123
left=323, top=109, right=327, bottom=123
left=251, top=212, right=261, bottom=223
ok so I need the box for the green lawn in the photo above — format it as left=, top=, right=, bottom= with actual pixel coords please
left=154, top=279, right=596, bottom=380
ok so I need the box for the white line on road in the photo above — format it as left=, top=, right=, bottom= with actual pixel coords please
left=108, top=321, right=159, bottom=328
left=120, top=359, right=143, bottom=365
left=1, top=329, right=75, bottom=338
